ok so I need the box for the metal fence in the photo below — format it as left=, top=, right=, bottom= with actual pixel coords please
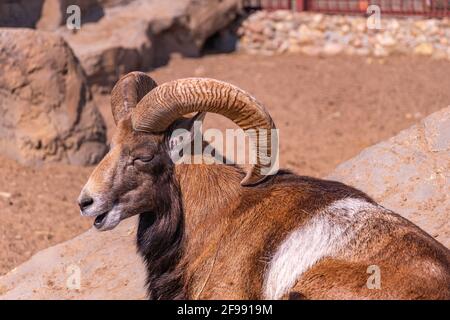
left=243, top=0, right=450, bottom=16
left=243, top=0, right=293, bottom=10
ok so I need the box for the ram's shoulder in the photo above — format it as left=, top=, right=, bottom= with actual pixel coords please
left=247, top=171, right=376, bottom=212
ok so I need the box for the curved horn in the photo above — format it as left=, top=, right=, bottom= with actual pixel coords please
left=131, top=78, right=277, bottom=186
left=111, top=71, right=158, bottom=124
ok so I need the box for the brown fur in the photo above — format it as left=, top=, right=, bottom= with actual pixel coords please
left=79, top=101, right=450, bottom=300
left=174, top=163, right=450, bottom=299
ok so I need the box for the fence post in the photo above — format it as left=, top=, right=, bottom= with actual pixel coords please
left=295, top=0, right=305, bottom=11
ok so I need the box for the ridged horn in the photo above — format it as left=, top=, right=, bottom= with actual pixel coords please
left=111, top=71, right=158, bottom=124
left=131, top=78, right=277, bottom=186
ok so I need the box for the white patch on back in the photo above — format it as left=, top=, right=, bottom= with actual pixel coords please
left=263, top=197, right=378, bottom=300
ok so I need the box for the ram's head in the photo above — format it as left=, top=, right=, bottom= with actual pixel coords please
left=78, top=72, right=276, bottom=230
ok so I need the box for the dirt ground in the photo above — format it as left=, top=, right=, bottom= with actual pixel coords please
left=1, top=53, right=450, bottom=275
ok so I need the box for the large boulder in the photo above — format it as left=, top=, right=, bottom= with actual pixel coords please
left=55, top=0, right=160, bottom=89
left=0, top=28, right=107, bottom=166
left=2, top=0, right=243, bottom=89
left=55, top=0, right=242, bottom=89
left=328, top=106, right=450, bottom=247
left=1, top=106, right=448, bottom=299
left=0, top=218, right=147, bottom=299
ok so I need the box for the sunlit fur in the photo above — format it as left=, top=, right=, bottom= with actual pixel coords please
left=79, top=75, right=450, bottom=300
left=174, top=161, right=450, bottom=299
left=80, top=118, right=450, bottom=299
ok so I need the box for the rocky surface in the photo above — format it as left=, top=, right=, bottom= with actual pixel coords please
left=238, top=10, right=450, bottom=60
left=329, top=106, right=450, bottom=248
left=0, top=106, right=448, bottom=299
left=0, top=218, right=147, bottom=299
left=0, top=28, right=107, bottom=166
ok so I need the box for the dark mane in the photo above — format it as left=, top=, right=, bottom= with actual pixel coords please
left=136, top=169, right=186, bottom=300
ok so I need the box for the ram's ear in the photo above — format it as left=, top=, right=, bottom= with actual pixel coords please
left=111, top=72, right=157, bottom=124
left=166, top=112, right=206, bottom=159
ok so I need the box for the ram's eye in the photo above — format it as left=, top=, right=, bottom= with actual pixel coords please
left=134, top=156, right=154, bottom=164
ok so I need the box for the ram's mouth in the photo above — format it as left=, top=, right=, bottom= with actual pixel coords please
left=94, top=212, right=109, bottom=229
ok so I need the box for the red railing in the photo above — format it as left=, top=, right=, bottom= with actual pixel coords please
left=243, top=0, right=293, bottom=10
left=243, top=0, right=450, bottom=16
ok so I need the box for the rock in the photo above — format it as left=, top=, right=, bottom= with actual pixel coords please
left=57, top=7, right=155, bottom=89
left=386, top=19, right=400, bottom=31
left=246, top=21, right=265, bottom=34
left=312, top=13, right=324, bottom=24
left=341, top=24, right=350, bottom=33
left=0, top=0, right=44, bottom=28
left=295, top=24, right=314, bottom=44
left=373, top=44, right=389, bottom=57
left=414, top=43, right=434, bottom=56
left=57, top=0, right=242, bottom=89
left=288, top=43, right=302, bottom=53
left=422, top=106, right=450, bottom=152
left=277, top=40, right=290, bottom=53
left=0, top=29, right=107, bottom=166
left=182, top=0, right=243, bottom=50
left=376, top=33, right=396, bottom=47
left=1, top=107, right=448, bottom=299
left=329, top=106, right=450, bottom=248
left=432, top=48, right=448, bottom=60
left=301, top=45, right=321, bottom=56
left=0, top=192, right=12, bottom=199
left=322, top=42, right=343, bottom=56
left=0, top=218, right=147, bottom=299
left=354, top=47, right=370, bottom=56
left=262, top=26, right=275, bottom=38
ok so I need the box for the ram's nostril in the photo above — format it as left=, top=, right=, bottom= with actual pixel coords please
left=79, top=196, right=94, bottom=210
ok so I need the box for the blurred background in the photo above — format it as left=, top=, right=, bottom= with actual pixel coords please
left=0, top=0, right=449, bottom=277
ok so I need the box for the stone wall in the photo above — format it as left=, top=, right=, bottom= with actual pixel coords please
left=238, top=10, right=450, bottom=59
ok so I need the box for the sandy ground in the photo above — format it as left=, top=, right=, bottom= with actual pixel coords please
left=1, top=53, right=450, bottom=275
